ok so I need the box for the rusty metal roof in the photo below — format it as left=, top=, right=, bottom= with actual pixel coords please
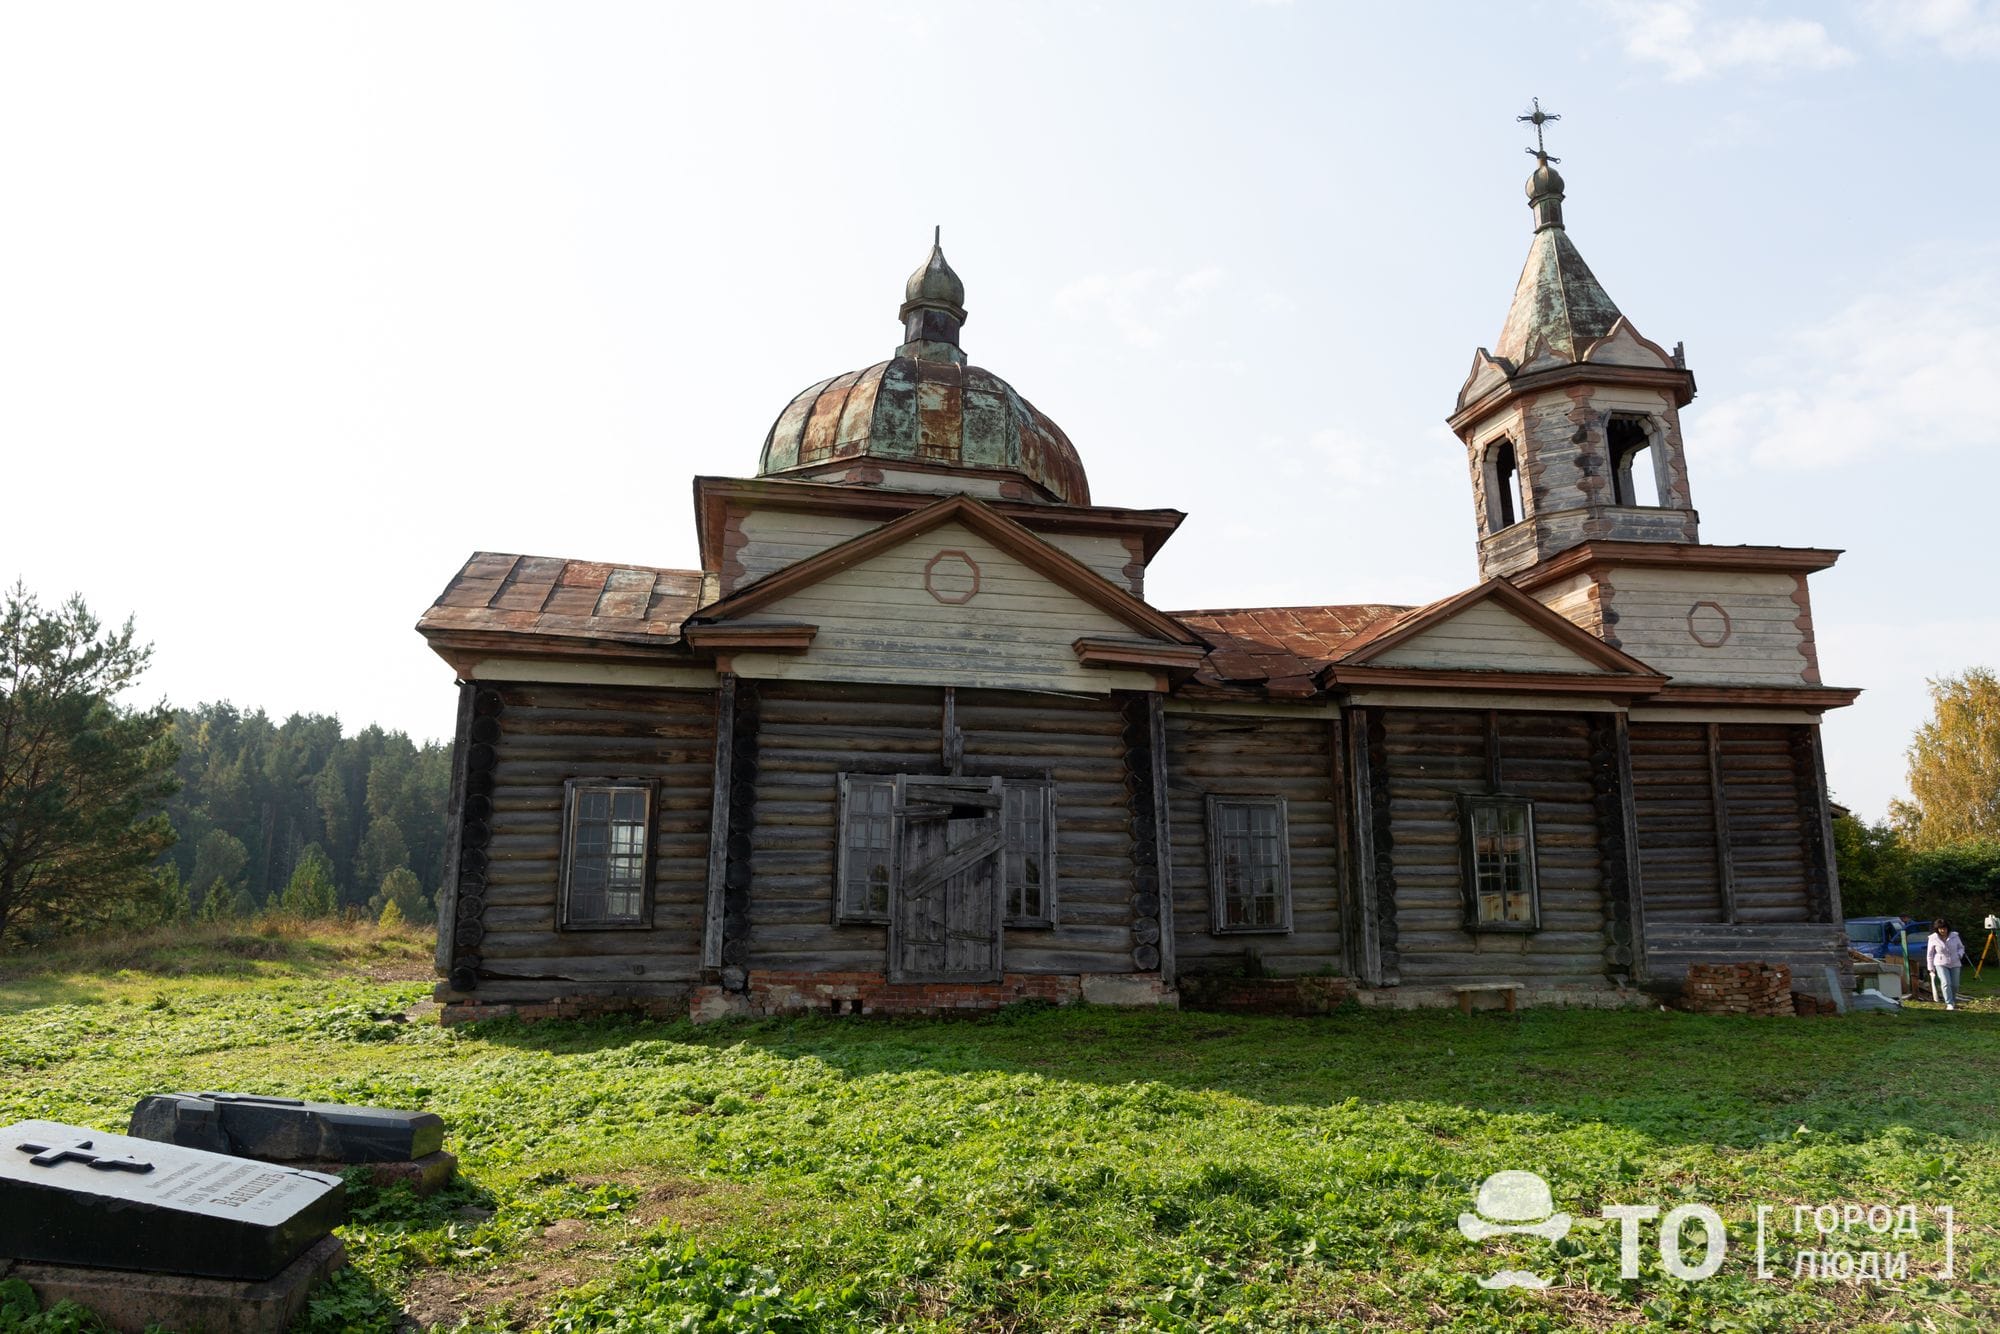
left=1170, top=604, right=1414, bottom=697
left=417, top=552, right=704, bottom=649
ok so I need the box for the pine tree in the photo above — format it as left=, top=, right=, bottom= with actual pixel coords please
left=189, top=829, right=250, bottom=913
left=0, top=584, right=179, bottom=947
left=279, top=843, right=340, bottom=917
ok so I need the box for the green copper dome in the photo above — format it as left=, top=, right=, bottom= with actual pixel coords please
left=756, top=235, right=1090, bottom=505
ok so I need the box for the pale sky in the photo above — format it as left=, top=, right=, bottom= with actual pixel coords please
left=4, top=1, right=1996, bottom=821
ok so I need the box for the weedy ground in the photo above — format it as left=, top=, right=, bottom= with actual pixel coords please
left=0, top=924, right=1995, bottom=1332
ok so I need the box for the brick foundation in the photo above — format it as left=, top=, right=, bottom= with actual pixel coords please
left=438, top=995, right=689, bottom=1026
left=699, top=970, right=1089, bottom=1021
left=1178, top=974, right=1354, bottom=1015
left=1679, top=962, right=1795, bottom=1016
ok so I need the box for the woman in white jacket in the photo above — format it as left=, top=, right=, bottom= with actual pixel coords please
left=1927, top=919, right=1967, bottom=1010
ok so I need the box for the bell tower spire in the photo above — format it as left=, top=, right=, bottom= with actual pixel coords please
left=1449, top=104, right=1700, bottom=582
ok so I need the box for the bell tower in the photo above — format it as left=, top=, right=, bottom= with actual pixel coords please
left=1449, top=102, right=1700, bottom=582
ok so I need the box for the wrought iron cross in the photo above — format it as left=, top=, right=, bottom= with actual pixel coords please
left=1519, top=98, right=1561, bottom=165
left=16, top=1136, right=156, bottom=1173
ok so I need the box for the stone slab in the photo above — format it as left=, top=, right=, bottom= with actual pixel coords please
left=287, top=1149, right=458, bottom=1196
left=0, top=1233, right=346, bottom=1334
left=0, top=1120, right=343, bottom=1281
left=129, top=1092, right=445, bottom=1163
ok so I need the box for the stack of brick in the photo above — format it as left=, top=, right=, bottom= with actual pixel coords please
left=1791, top=991, right=1839, bottom=1017
left=1680, top=962, right=1794, bottom=1016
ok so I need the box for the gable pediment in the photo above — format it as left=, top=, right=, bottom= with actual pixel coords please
left=1332, top=578, right=1667, bottom=689
left=684, top=496, right=1201, bottom=692
left=1368, top=598, right=1611, bottom=673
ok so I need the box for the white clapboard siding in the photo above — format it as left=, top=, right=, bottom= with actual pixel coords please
left=735, top=509, right=1137, bottom=593
left=730, top=521, right=1157, bottom=693
left=1533, top=572, right=1600, bottom=636
left=735, top=510, right=879, bottom=589
left=1371, top=599, right=1609, bottom=674
left=1607, top=568, right=1808, bottom=685
left=1038, top=533, right=1137, bottom=591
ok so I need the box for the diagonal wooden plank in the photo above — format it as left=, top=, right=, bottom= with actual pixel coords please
left=903, top=829, right=1003, bottom=897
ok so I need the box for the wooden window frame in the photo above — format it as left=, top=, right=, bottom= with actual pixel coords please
left=1001, top=778, right=1059, bottom=929
left=835, top=771, right=1059, bottom=930
left=834, top=773, right=897, bottom=925
left=557, top=777, right=657, bottom=931
left=1206, top=795, right=1294, bottom=935
left=1458, top=793, right=1541, bottom=933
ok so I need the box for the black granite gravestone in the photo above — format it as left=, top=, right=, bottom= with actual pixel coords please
left=0, top=1119, right=343, bottom=1281
left=128, top=1092, right=444, bottom=1164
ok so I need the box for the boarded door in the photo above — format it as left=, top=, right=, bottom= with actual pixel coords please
left=890, top=778, right=1004, bottom=983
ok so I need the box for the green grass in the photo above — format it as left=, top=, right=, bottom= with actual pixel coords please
left=2, top=938, right=1997, bottom=1332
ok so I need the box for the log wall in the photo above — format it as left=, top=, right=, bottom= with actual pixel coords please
left=1164, top=711, right=1345, bottom=976
left=466, top=682, right=718, bottom=988
left=744, top=681, right=1139, bottom=975
left=1629, top=722, right=1813, bottom=925
left=1629, top=720, right=1843, bottom=992
left=1380, top=708, right=1612, bottom=988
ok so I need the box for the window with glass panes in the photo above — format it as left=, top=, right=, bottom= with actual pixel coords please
left=835, top=775, right=895, bottom=923
left=559, top=782, right=653, bottom=928
left=1461, top=795, right=1539, bottom=930
left=1002, top=781, right=1055, bottom=926
left=1206, top=796, right=1292, bottom=933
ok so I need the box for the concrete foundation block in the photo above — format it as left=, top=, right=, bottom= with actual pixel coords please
left=690, top=987, right=752, bottom=1024
left=0, top=1233, right=345, bottom=1334
left=1079, top=975, right=1178, bottom=1008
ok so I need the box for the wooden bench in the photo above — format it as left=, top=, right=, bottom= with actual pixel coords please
left=1452, top=983, right=1521, bottom=1015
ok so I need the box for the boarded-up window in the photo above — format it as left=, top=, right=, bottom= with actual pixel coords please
left=836, top=775, right=896, bottom=923
left=838, top=773, right=1057, bottom=928
left=1207, top=796, right=1292, bottom=933
left=1460, top=795, right=1539, bottom=930
left=559, top=780, right=654, bottom=929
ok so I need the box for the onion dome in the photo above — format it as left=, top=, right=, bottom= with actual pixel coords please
left=1526, top=160, right=1565, bottom=216
left=758, top=231, right=1090, bottom=505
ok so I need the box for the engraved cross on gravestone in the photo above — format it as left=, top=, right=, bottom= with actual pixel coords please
left=17, top=1134, right=155, bottom=1173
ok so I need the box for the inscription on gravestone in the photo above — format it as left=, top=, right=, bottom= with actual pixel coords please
left=0, top=1119, right=343, bottom=1281
left=128, top=1092, right=445, bottom=1164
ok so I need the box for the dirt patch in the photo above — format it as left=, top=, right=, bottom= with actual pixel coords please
left=400, top=1173, right=753, bottom=1329
left=401, top=1232, right=615, bottom=1330
left=585, top=1171, right=752, bottom=1231
left=369, top=959, right=437, bottom=984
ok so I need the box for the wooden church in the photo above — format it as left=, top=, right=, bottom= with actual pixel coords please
left=418, top=146, right=1856, bottom=1023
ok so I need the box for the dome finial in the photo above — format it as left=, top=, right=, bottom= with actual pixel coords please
left=1518, top=98, right=1566, bottom=232
left=899, top=227, right=967, bottom=363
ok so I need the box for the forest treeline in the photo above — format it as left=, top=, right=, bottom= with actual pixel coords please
left=161, top=702, right=450, bottom=922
